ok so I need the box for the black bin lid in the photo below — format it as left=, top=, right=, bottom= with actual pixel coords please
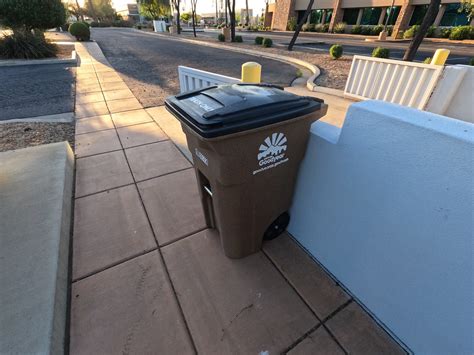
left=165, top=84, right=323, bottom=138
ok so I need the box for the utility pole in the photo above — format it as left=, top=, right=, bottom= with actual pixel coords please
left=384, top=0, right=396, bottom=33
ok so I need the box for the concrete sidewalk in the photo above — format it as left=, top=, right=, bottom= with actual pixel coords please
left=70, top=42, right=405, bottom=354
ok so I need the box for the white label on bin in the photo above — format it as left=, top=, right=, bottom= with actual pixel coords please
left=253, top=132, right=289, bottom=175
left=195, top=148, right=208, bottom=166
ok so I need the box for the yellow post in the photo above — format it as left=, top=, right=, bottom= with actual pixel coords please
left=241, top=62, right=261, bottom=83
left=431, top=49, right=450, bottom=66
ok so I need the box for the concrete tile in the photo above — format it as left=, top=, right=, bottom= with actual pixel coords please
left=76, top=82, right=102, bottom=94
left=146, top=106, right=192, bottom=162
left=103, top=88, right=134, bottom=101
left=162, top=229, right=318, bottom=354
left=287, top=327, right=344, bottom=355
left=75, top=130, right=121, bottom=158
left=76, top=78, right=99, bottom=87
left=75, top=101, right=109, bottom=119
left=73, top=185, right=156, bottom=280
left=76, top=72, right=97, bottom=80
left=97, top=73, right=122, bottom=83
left=125, top=141, right=192, bottom=181
left=263, top=233, right=350, bottom=319
left=100, top=81, right=130, bottom=92
left=75, top=114, right=114, bottom=135
left=116, top=122, right=168, bottom=148
left=107, top=97, right=142, bottom=114
left=138, top=169, right=206, bottom=246
left=326, top=302, right=405, bottom=355
left=111, top=109, right=153, bottom=128
left=76, top=91, right=104, bottom=105
left=70, top=252, right=194, bottom=355
left=75, top=151, right=133, bottom=197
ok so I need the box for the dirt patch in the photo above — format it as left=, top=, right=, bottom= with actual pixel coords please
left=56, top=44, right=75, bottom=59
left=0, top=122, right=75, bottom=152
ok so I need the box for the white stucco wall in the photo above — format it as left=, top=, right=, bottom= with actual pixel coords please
left=289, top=101, right=473, bottom=354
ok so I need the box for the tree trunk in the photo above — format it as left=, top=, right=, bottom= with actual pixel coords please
left=177, top=6, right=181, bottom=34
left=192, top=10, right=196, bottom=37
left=403, top=0, right=441, bottom=61
left=288, top=0, right=314, bottom=51
left=245, top=0, right=249, bottom=25
left=226, top=0, right=235, bottom=41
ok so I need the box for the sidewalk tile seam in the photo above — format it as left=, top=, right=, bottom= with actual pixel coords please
left=282, top=322, right=324, bottom=354
left=74, top=147, right=123, bottom=159
left=75, top=127, right=115, bottom=136
left=131, top=165, right=193, bottom=184
left=71, top=247, right=158, bottom=283
left=74, top=182, right=135, bottom=200
left=158, top=226, right=209, bottom=248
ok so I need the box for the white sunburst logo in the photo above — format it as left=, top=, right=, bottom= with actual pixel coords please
left=258, top=133, right=287, bottom=161
left=253, top=133, right=290, bottom=175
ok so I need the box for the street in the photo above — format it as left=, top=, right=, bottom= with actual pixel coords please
left=92, top=28, right=298, bottom=107
left=195, top=29, right=474, bottom=65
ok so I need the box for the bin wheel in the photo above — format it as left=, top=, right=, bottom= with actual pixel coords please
left=264, top=212, right=290, bottom=241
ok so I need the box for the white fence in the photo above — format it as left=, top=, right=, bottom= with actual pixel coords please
left=178, top=65, right=240, bottom=93
left=344, top=56, right=443, bottom=110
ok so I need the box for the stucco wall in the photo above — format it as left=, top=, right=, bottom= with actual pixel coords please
left=288, top=101, right=473, bottom=354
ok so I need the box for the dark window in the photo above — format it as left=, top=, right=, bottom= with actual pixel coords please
left=343, top=8, right=360, bottom=25
left=361, top=7, right=382, bottom=25
left=324, top=9, right=333, bottom=24
left=384, top=6, right=401, bottom=26
left=297, top=10, right=306, bottom=23
left=440, top=3, right=469, bottom=26
left=310, top=9, right=323, bottom=24
left=409, top=5, right=428, bottom=26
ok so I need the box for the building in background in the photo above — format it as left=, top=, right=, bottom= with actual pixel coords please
left=267, top=0, right=472, bottom=37
left=116, top=3, right=140, bottom=23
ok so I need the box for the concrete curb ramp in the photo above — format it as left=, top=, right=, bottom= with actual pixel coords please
left=0, top=142, right=74, bottom=354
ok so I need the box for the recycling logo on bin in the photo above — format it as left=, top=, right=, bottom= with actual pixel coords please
left=253, top=132, right=289, bottom=175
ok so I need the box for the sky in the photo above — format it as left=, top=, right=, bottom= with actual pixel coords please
left=109, top=0, right=267, bottom=15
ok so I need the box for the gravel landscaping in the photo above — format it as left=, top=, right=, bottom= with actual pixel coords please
left=0, top=122, right=75, bottom=152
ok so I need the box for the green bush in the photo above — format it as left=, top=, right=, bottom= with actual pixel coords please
left=69, top=22, right=90, bottom=41
left=423, top=57, right=432, bottom=64
left=372, top=47, right=390, bottom=58
left=218, top=33, right=225, bottom=42
left=0, top=0, right=66, bottom=31
left=0, top=31, right=58, bottom=59
left=302, top=23, right=314, bottom=32
left=255, top=36, right=264, bottom=45
left=469, top=58, right=474, bottom=66
left=371, top=25, right=384, bottom=36
left=314, top=24, right=329, bottom=33
left=334, top=22, right=346, bottom=34
left=403, top=25, right=419, bottom=39
left=234, top=35, right=243, bottom=42
left=287, top=17, right=297, bottom=31
left=329, top=44, right=343, bottom=59
left=440, top=27, right=451, bottom=38
left=360, top=26, right=372, bottom=35
left=82, top=21, right=91, bottom=28
left=351, top=25, right=362, bottom=34
left=262, top=38, right=273, bottom=48
left=449, top=26, right=473, bottom=40
left=426, top=25, right=437, bottom=38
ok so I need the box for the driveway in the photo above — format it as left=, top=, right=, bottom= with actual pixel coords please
left=92, top=28, right=298, bottom=107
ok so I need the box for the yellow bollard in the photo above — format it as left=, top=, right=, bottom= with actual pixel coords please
left=431, top=49, right=450, bottom=66
left=241, top=62, right=261, bottom=83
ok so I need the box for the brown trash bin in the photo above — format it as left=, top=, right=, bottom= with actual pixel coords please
left=165, top=84, right=327, bottom=258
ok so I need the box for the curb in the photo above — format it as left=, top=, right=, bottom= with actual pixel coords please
left=0, top=50, right=77, bottom=67
left=131, top=28, right=344, bottom=95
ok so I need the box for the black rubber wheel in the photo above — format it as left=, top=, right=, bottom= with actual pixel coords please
left=263, top=212, right=290, bottom=241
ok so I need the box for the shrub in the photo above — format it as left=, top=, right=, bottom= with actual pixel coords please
left=112, top=19, right=132, bottom=27
left=255, top=36, right=264, bottom=45
left=351, top=25, right=362, bottom=34
left=82, top=21, right=91, bottom=28
left=403, top=25, right=419, bottom=39
left=469, top=58, right=474, bottom=66
left=322, top=24, right=330, bottom=33
left=440, top=27, right=451, bottom=38
left=423, top=57, right=432, bottom=64
left=360, top=26, right=372, bottom=35
left=287, top=17, right=297, bottom=31
left=69, top=22, right=90, bottom=41
left=426, top=25, right=436, bottom=38
left=449, top=26, right=473, bottom=40
left=0, top=31, right=58, bottom=59
left=262, top=38, right=273, bottom=47
left=218, top=33, right=225, bottom=42
left=372, top=47, right=390, bottom=58
left=371, top=25, right=384, bottom=36
left=314, top=24, right=326, bottom=33
left=90, top=21, right=99, bottom=27
left=302, top=23, right=312, bottom=32
left=0, top=0, right=66, bottom=31
left=234, top=35, right=243, bottom=42
left=329, top=44, right=343, bottom=59
left=334, top=22, right=346, bottom=34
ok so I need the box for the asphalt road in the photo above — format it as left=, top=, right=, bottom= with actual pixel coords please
left=0, top=63, right=75, bottom=121
left=92, top=28, right=298, bottom=107
left=196, top=29, right=474, bottom=65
